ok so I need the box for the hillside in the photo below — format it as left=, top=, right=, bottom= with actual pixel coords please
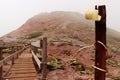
left=1, top=11, right=120, bottom=80
left=1, top=11, right=120, bottom=53
left=1, top=11, right=93, bottom=42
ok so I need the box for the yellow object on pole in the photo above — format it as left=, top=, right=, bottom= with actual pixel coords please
left=85, top=9, right=101, bottom=21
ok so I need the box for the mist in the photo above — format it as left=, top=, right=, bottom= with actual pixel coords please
left=0, top=0, right=120, bottom=37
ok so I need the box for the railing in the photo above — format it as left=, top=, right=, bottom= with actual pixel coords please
left=31, top=51, right=41, bottom=69
left=0, top=48, right=24, bottom=67
left=31, top=37, right=47, bottom=80
left=0, top=45, right=29, bottom=80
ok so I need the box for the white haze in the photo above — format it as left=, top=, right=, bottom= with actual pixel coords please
left=0, top=0, right=120, bottom=37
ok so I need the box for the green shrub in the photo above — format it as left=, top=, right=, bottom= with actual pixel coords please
left=70, top=59, right=85, bottom=71
left=47, top=58, right=64, bottom=70
left=2, top=48, right=12, bottom=53
left=107, top=43, right=120, bottom=53
left=70, top=59, right=80, bottom=65
left=106, top=58, right=120, bottom=67
left=77, top=64, right=85, bottom=71
left=114, top=76, right=120, bottom=80
left=27, top=31, right=43, bottom=39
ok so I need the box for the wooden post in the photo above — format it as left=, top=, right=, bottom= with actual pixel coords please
left=40, top=40, right=43, bottom=49
left=95, top=5, right=106, bottom=80
left=12, top=57, right=14, bottom=65
left=0, top=48, right=3, bottom=80
left=34, top=47, right=37, bottom=54
left=16, top=53, right=19, bottom=59
left=42, top=37, right=47, bottom=80
left=11, top=46, right=14, bottom=65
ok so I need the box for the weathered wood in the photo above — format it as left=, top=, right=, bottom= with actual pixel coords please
left=95, top=5, right=106, bottom=80
left=16, top=53, right=19, bottom=59
left=0, top=48, right=3, bottom=80
left=42, top=37, right=47, bottom=80
left=0, top=48, right=24, bottom=68
left=4, top=49, right=37, bottom=80
left=12, top=57, right=14, bottom=65
left=11, top=46, right=15, bottom=65
left=32, top=51, right=41, bottom=69
left=40, top=39, right=43, bottom=48
left=5, top=77, right=37, bottom=80
left=11, top=68, right=35, bottom=71
left=9, top=69, right=36, bottom=74
left=5, top=73, right=36, bottom=78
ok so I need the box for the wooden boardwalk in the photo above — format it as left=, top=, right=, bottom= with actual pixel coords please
left=4, top=49, right=38, bottom=80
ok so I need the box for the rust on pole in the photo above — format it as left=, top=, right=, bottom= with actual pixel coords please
left=42, top=37, right=47, bottom=80
left=0, top=48, right=3, bottom=80
left=95, top=5, right=106, bottom=80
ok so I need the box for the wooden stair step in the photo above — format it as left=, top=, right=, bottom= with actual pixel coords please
left=11, top=67, right=35, bottom=71
left=5, top=72, right=37, bottom=78
left=8, top=70, right=36, bottom=74
left=13, top=64, right=34, bottom=66
left=4, top=77, right=38, bottom=80
left=14, top=62, right=33, bottom=64
left=4, top=49, right=37, bottom=80
left=12, top=66, right=34, bottom=68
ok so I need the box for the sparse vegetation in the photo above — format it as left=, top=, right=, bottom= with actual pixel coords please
left=2, top=48, right=12, bottom=53
left=80, top=70, right=93, bottom=75
left=70, top=59, right=80, bottom=65
left=70, top=59, right=85, bottom=71
left=106, top=58, right=120, bottom=67
left=113, top=76, right=120, bottom=80
left=2, top=11, right=120, bottom=79
left=27, top=31, right=43, bottom=39
left=107, top=43, right=120, bottom=54
left=50, top=39, right=73, bottom=45
left=47, top=58, right=64, bottom=70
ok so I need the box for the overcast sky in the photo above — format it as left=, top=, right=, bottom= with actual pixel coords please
left=0, top=0, right=120, bottom=37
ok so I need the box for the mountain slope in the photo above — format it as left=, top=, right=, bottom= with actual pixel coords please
left=3, top=11, right=120, bottom=46
left=1, top=11, right=120, bottom=79
left=1, top=11, right=120, bottom=52
left=1, top=11, right=120, bottom=50
left=1, top=11, right=93, bottom=41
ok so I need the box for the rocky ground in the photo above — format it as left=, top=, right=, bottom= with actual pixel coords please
left=2, top=11, right=120, bottom=80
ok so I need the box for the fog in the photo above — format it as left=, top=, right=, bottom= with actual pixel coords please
left=0, top=0, right=120, bottom=37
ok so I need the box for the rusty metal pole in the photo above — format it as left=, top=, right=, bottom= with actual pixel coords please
left=42, top=37, right=47, bottom=80
left=0, top=48, right=3, bottom=80
left=95, top=5, right=106, bottom=80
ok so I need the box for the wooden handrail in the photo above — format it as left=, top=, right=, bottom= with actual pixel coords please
left=0, top=48, right=24, bottom=67
left=31, top=51, right=41, bottom=69
left=31, top=37, right=47, bottom=80
left=31, top=41, right=40, bottom=48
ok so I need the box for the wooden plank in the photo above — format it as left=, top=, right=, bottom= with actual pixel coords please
left=8, top=70, right=36, bottom=74
left=5, top=73, right=37, bottom=78
left=15, top=59, right=33, bottom=62
left=0, top=49, right=24, bottom=67
left=12, top=66, right=34, bottom=68
left=32, top=51, right=41, bottom=68
left=6, top=77, right=37, bottom=80
left=14, top=61, right=33, bottom=64
left=4, top=49, right=37, bottom=80
left=11, top=68, right=35, bottom=71
left=14, top=58, right=32, bottom=61
left=42, top=37, right=47, bottom=80
left=13, top=64, right=34, bottom=66
left=95, top=5, right=106, bottom=80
